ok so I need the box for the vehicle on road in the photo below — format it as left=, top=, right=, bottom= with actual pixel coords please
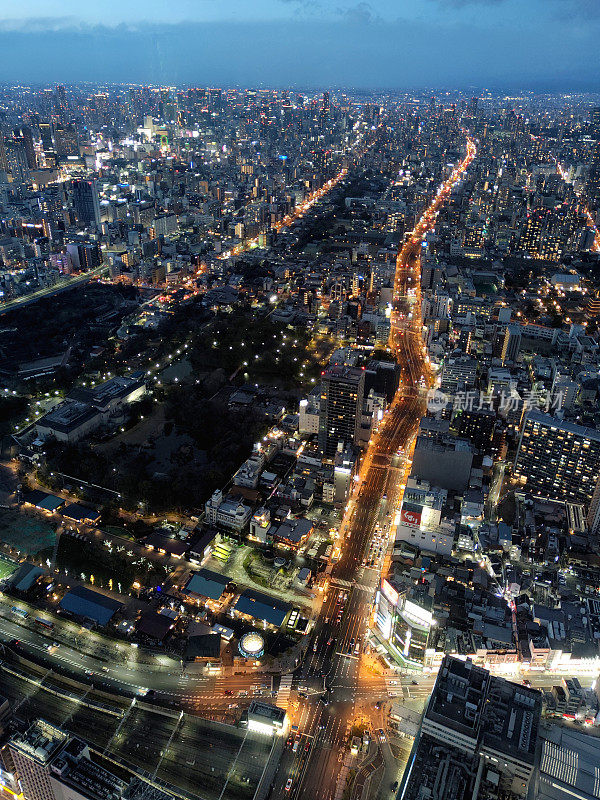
left=285, top=778, right=293, bottom=792
left=35, top=618, right=54, bottom=630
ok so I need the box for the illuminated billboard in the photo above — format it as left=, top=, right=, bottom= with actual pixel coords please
left=381, top=578, right=400, bottom=607
left=401, top=502, right=422, bottom=528
left=403, top=599, right=433, bottom=628
left=376, top=594, right=394, bottom=640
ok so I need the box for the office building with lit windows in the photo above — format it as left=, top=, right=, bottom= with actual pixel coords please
left=318, top=366, right=365, bottom=459
left=374, top=579, right=433, bottom=667
left=71, top=179, right=101, bottom=227
left=514, top=410, right=600, bottom=505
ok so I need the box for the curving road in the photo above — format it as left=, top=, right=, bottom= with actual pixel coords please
left=270, top=137, right=477, bottom=800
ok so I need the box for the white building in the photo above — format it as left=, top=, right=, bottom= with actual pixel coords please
left=298, top=397, right=319, bottom=435
left=394, top=478, right=454, bottom=556
left=205, top=490, right=252, bottom=533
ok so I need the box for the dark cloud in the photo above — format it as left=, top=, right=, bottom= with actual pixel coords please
left=338, top=2, right=381, bottom=24
left=0, top=16, right=596, bottom=89
left=429, top=0, right=600, bottom=16
left=427, top=0, right=506, bottom=5
left=557, top=0, right=600, bottom=17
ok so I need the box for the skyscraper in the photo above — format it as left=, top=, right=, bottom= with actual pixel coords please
left=514, top=410, right=600, bottom=504
left=591, top=106, right=600, bottom=137
left=54, top=84, right=68, bottom=121
left=72, top=179, right=101, bottom=227
left=4, top=140, right=31, bottom=183
left=501, top=323, right=522, bottom=364
left=54, top=124, right=79, bottom=157
left=13, top=125, right=36, bottom=168
left=318, top=365, right=365, bottom=459
left=39, top=121, right=54, bottom=152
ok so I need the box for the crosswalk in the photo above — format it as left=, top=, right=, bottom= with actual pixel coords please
left=330, top=578, right=373, bottom=593
left=276, top=673, right=293, bottom=710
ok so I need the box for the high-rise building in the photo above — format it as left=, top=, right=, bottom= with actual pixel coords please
left=71, top=179, right=101, bottom=227
left=9, top=719, right=68, bottom=800
left=13, top=125, right=36, bottom=169
left=65, top=242, right=103, bottom=272
left=451, top=406, right=496, bottom=454
left=318, top=365, right=365, bottom=459
left=0, top=135, right=8, bottom=174
left=54, top=85, right=68, bottom=121
left=501, top=323, right=522, bottom=364
left=4, top=140, right=31, bottom=183
left=514, top=410, right=600, bottom=504
left=364, top=359, right=401, bottom=403
left=400, top=657, right=541, bottom=800
left=375, top=579, right=434, bottom=666
left=520, top=208, right=547, bottom=257
left=53, top=124, right=79, bottom=157
left=38, top=121, right=54, bottom=152
left=586, top=473, right=600, bottom=538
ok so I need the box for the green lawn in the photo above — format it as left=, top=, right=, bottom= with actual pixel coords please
left=0, top=557, right=18, bottom=581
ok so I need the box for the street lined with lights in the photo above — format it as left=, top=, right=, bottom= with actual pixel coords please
left=271, top=136, right=477, bottom=800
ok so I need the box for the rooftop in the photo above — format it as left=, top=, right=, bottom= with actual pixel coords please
left=538, top=726, right=600, bottom=800
left=524, top=409, right=600, bottom=443
left=68, top=376, right=144, bottom=409
left=10, top=719, right=68, bottom=764
left=234, top=589, right=292, bottom=627
left=427, top=656, right=489, bottom=738
left=184, top=568, right=230, bottom=600
left=37, top=399, right=98, bottom=433
left=59, top=585, right=123, bottom=626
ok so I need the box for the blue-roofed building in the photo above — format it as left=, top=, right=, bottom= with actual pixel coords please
left=61, top=503, right=101, bottom=525
left=8, top=563, right=44, bottom=593
left=23, top=491, right=64, bottom=513
left=59, top=585, right=123, bottom=627
left=183, top=569, right=230, bottom=602
left=233, top=589, right=292, bottom=629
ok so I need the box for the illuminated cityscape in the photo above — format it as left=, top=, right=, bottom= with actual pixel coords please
left=0, top=3, right=598, bottom=800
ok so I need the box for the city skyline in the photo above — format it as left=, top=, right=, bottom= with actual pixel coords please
left=0, top=6, right=599, bottom=792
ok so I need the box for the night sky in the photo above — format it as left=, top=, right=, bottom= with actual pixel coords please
left=1, top=0, right=598, bottom=89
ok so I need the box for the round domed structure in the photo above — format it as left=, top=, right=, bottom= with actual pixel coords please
left=239, top=631, right=265, bottom=659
